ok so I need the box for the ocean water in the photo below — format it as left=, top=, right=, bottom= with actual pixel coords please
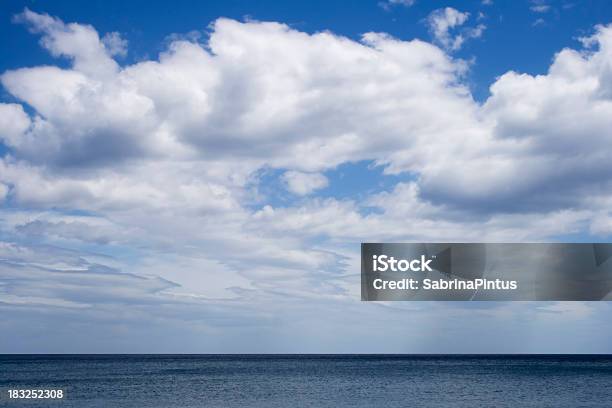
left=1, top=355, right=612, bottom=407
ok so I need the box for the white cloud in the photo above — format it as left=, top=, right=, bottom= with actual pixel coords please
left=0, top=103, right=30, bottom=146
left=469, top=23, right=486, bottom=39
left=379, top=0, right=415, bottom=10
left=102, top=32, right=128, bottom=57
left=426, top=7, right=484, bottom=51
left=252, top=182, right=590, bottom=244
left=536, top=302, right=594, bottom=318
left=13, top=8, right=120, bottom=78
left=2, top=11, right=612, bottom=256
left=282, top=171, right=329, bottom=195
left=3, top=10, right=612, bottom=351
left=0, top=183, right=8, bottom=201
left=530, top=1, right=551, bottom=13
left=531, top=5, right=551, bottom=13
left=2, top=11, right=612, bottom=237
left=533, top=18, right=546, bottom=27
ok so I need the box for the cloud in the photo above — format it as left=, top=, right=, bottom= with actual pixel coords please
left=252, top=182, right=589, bottom=244
left=0, top=255, right=178, bottom=308
left=426, top=7, right=485, bottom=51
left=530, top=1, right=551, bottom=13
left=3, top=10, right=612, bottom=352
left=536, top=302, right=594, bottom=318
left=3, top=10, right=612, bottom=264
left=3, top=10, right=612, bottom=237
left=282, top=171, right=329, bottom=195
left=533, top=17, right=546, bottom=27
left=0, top=183, right=8, bottom=201
left=531, top=5, right=551, bottom=13
left=0, top=103, right=30, bottom=147
left=13, top=8, right=120, bottom=78
left=102, top=32, right=128, bottom=57
left=379, top=0, right=415, bottom=11
left=15, top=219, right=118, bottom=245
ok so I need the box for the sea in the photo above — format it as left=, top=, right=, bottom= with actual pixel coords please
left=1, top=355, right=612, bottom=407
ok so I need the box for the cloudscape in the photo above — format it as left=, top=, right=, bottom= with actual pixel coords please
left=2, top=0, right=612, bottom=354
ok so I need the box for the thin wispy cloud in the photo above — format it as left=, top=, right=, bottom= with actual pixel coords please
left=426, top=7, right=486, bottom=51
left=379, top=0, right=415, bottom=11
left=530, top=0, right=552, bottom=13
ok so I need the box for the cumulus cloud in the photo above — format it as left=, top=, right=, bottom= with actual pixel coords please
left=2, top=12, right=473, bottom=173
left=13, top=8, right=120, bottom=78
left=2, top=10, right=611, bottom=253
left=0, top=103, right=30, bottom=146
left=3, top=9, right=612, bottom=351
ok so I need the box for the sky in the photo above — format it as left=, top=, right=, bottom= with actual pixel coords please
left=2, top=0, right=612, bottom=353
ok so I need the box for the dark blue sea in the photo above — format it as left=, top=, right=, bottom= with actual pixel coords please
left=2, top=355, right=612, bottom=407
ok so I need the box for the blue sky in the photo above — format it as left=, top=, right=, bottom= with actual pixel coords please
left=3, top=0, right=612, bottom=101
left=2, top=0, right=612, bottom=353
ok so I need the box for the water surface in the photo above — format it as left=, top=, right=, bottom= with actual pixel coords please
left=2, top=355, right=612, bottom=407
